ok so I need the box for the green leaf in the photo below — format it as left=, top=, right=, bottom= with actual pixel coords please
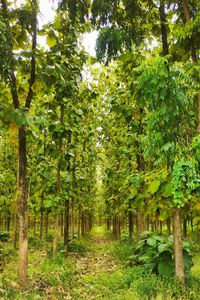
left=129, top=186, right=138, bottom=197
left=183, top=251, right=193, bottom=270
left=146, top=237, right=157, bottom=247
left=158, top=243, right=171, bottom=254
left=162, top=182, right=173, bottom=198
left=46, top=30, right=57, bottom=47
left=147, top=180, right=160, bottom=194
left=158, top=260, right=174, bottom=277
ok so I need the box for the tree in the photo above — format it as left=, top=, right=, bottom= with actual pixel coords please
left=0, top=0, right=38, bottom=285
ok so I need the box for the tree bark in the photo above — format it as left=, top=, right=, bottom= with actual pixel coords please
left=53, top=104, right=64, bottom=259
left=64, top=131, right=71, bottom=246
left=53, top=214, right=59, bottom=260
left=167, top=218, right=171, bottom=235
left=159, top=0, right=169, bottom=56
left=18, top=125, right=28, bottom=286
left=136, top=210, right=144, bottom=239
left=173, top=208, right=185, bottom=284
left=64, top=199, right=70, bottom=246
left=128, top=203, right=133, bottom=240
left=45, top=211, right=49, bottom=239
left=39, top=193, right=44, bottom=239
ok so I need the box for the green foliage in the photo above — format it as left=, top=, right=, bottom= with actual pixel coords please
left=68, top=239, right=91, bottom=255
left=28, top=236, right=43, bottom=249
left=129, top=232, right=193, bottom=278
left=36, top=257, right=76, bottom=286
left=172, top=159, right=200, bottom=207
left=113, top=240, right=134, bottom=263
left=96, top=27, right=131, bottom=64
left=0, top=231, right=9, bottom=242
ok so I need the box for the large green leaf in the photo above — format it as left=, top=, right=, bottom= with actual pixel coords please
left=162, top=182, right=173, bottom=198
left=183, top=251, right=194, bottom=270
left=129, top=186, right=138, bottom=197
left=146, top=237, right=157, bottom=247
left=46, top=30, right=57, bottom=47
left=147, top=180, right=160, bottom=194
left=158, top=260, right=174, bottom=277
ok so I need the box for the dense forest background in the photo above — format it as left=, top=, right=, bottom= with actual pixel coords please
left=0, top=0, right=199, bottom=298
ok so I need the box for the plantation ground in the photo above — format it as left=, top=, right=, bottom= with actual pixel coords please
left=1, top=226, right=200, bottom=300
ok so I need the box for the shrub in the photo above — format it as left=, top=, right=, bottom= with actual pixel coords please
left=113, top=240, right=134, bottom=263
left=129, top=231, right=193, bottom=278
left=68, top=239, right=90, bottom=255
left=0, top=232, right=9, bottom=242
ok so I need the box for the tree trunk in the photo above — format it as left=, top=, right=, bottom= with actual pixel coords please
left=45, top=211, right=49, bottom=239
left=39, top=193, right=44, bottom=239
left=182, top=0, right=197, bottom=63
left=13, top=206, right=19, bottom=249
left=81, top=211, right=85, bottom=237
left=71, top=198, right=75, bottom=240
left=190, top=213, right=193, bottom=232
left=136, top=210, right=144, bottom=239
left=78, top=206, right=81, bottom=238
left=159, top=0, right=169, bottom=56
left=53, top=104, right=64, bottom=259
left=128, top=205, right=133, bottom=240
left=167, top=218, right=171, bottom=235
left=64, top=199, right=70, bottom=246
left=53, top=214, right=59, bottom=260
left=106, top=217, right=110, bottom=231
left=183, top=217, right=187, bottom=238
left=173, top=208, right=185, bottom=284
left=18, top=125, right=28, bottom=286
left=33, top=207, right=36, bottom=236
left=60, top=213, right=64, bottom=236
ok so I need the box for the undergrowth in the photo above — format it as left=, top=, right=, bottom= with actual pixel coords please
left=1, top=230, right=200, bottom=299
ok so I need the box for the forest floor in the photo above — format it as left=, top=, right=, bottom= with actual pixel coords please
left=1, top=227, right=200, bottom=299
left=0, top=227, right=136, bottom=300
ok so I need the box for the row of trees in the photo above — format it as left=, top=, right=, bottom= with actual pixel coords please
left=91, top=0, right=200, bottom=285
left=0, top=0, right=199, bottom=286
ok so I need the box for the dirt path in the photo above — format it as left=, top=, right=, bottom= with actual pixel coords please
left=76, top=241, right=118, bottom=276
left=70, top=238, right=120, bottom=299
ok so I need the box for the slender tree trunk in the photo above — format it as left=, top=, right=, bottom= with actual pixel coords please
left=78, top=206, right=81, bottom=238
left=63, top=130, right=71, bottom=246
left=182, top=0, right=197, bottom=63
left=167, top=218, right=171, bottom=235
left=64, top=199, right=70, bottom=246
left=53, top=214, right=59, bottom=259
left=18, top=125, right=28, bottom=286
left=159, top=221, right=163, bottom=234
left=81, top=211, right=85, bottom=237
left=60, top=213, right=64, bottom=236
left=173, top=208, right=185, bottom=284
left=117, top=216, right=121, bottom=239
left=71, top=198, right=75, bottom=240
left=13, top=206, right=19, bottom=248
left=45, top=211, right=49, bottom=239
left=106, top=217, right=110, bottom=231
left=183, top=217, right=187, bottom=238
left=39, top=193, right=44, bottom=239
left=112, top=216, right=116, bottom=238
left=190, top=213, right=193, bottom=232
left=159, top=0, right=169, bottom=56
left=53, top=104, right=64, bottom=259
left=136, top=210, right=143, bottom=239
left=33, top=207, right=36, bottom=236
left=128, top=203, right=133, bottom=240
left=6, top=211, right=10, bottom=231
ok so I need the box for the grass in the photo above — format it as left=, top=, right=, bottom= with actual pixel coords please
left=1, top=229, right=200, bottom=299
